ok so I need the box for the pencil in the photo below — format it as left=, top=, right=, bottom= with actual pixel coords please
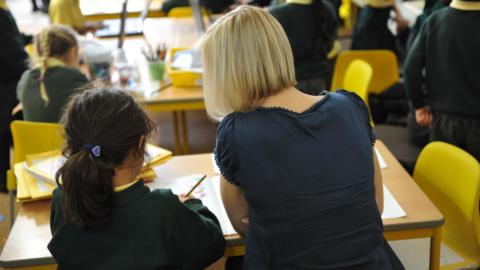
left=185, top=175, right=207, bottom=197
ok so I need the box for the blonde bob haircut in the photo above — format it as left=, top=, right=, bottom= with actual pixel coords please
left=197, top=5, right=296, bottom=121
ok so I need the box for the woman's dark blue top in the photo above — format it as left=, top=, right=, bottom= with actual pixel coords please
left=215, top=90, right=404, bottom=269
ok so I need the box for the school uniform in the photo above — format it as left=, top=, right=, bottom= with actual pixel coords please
left=49, top=0, right=85, bottom=28
left=0, top=2, right=29, bottom=191
left=16, top=59, right=89, bottom=123
left=161, top=0, right=234, bottom=14
left=404, top=0, right=480, bottom=161
left=48, top=180, right=226, bottom=270
left=215, top=90, right=404, bottom=269
left=351, top=0, right=396, bottom=52
left=270, top=0, right=337, bottom=95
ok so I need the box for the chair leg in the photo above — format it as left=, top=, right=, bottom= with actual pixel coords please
left=9, top=190, right=14, bottom=228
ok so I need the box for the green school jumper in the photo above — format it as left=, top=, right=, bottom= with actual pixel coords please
left=16, top=66, right=88, bottom=123
left=48, top=180, right=226, bottom=270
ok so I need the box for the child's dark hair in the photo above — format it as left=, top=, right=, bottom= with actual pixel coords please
left=56, top=88, right=155, bottom=230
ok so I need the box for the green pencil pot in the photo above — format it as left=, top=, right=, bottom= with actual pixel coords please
left=148, top=61, right=165, bottom=81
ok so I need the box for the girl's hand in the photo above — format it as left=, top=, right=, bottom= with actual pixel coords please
left=178, top=194, right=195, bottom=203
left=11, top=103, right=23, bottom=116
left=415, top=107, right=433, bottom=127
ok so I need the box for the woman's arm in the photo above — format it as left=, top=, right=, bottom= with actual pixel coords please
left=373, top=148, right=384, bottom=214
left=220, top=176, right=249, bottom=236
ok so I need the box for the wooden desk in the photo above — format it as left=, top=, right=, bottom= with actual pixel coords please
left=81, top=0, right=165, bottom=21
left=0, top=141, right=444, bottom=269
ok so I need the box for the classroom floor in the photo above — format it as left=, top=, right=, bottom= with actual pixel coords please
left=0, top=0, right=468, bottom=269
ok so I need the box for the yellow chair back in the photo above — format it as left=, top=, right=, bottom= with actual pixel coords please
left=7, top=121, right=64, bottom=191
left=413, top=142, right=480, bottom=263
left=331, top=50, right=399, bottom=94
left=167, top=7, right=208, bottom=17
left=341, top=59, right=373, bottom=104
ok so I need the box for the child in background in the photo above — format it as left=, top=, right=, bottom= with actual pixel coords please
left=49, top=0, right=103, bottom=34
left=0, top=0, right=30, bottom=192
left=48, top=88, right=225, bottom=269
left=16, top=25, right=89, bottom=123
left=404, top=0, right=480, bottom=161
left=270, top=0, right=337, bottom=94
left=351, top=0, right=408, bottom=53
left=200, top=6, right=404, bottom=269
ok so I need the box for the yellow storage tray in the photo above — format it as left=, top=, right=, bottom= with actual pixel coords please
left=167, top=48, right=203, bottom=87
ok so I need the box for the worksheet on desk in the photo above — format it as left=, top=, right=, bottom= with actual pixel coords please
left=382, top=185, right=406, bottom=219
left=152, top=174, right=237, bottom=236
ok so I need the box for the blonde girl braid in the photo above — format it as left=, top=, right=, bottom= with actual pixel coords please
left=36, top=25, right=78, bottom=105
left=39, top=29, right=51, bottom=104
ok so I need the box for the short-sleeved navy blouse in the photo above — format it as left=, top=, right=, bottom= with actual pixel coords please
left=215, top=90, right=404, bottom=269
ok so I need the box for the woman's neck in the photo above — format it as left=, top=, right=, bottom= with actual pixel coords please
left=261, top=87, right=324, bottom=113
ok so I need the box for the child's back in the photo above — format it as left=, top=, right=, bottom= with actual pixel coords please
left=49, top=185, right=225, bottom=270
left=17, top=65, right=87, bottom=123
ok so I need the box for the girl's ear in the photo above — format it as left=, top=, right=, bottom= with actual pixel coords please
left=138, top=135, right=145, bottom=150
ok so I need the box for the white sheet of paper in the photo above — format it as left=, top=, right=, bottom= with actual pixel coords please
left=382, top=185, right=406, bottom=219
left=375, top=147, right=388, bottom=169
left=150, top=175, right=236, bottom=235
left=211, top=154, right=220, bottom=175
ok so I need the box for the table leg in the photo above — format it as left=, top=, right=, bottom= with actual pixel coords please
left=429, top=227, right=442, bottom=270
left=172, top=111, right=181, bottom=155
left=180, top=111, right=190, bottom=154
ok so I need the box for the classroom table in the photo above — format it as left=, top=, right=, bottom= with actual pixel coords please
left=0, top=141, right=444, bottom=270
left=81, top=0, right=165, bottom=21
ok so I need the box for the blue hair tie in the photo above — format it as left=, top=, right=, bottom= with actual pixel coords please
left=84, top=144, right=101, bottom=157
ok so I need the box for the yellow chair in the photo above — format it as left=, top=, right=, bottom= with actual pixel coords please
left=331, top=50, right=399, bottom=95
left=340, top=59, right=373, bottom=104
left=413, top=142, right=480, bottom=268
left=167, top=6, right=208, bottom=17
left=7, top=121, right=64, bottom=227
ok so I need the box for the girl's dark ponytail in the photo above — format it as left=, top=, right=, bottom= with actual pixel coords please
left=56, top=149, right=115, bottom=229
left=312, top=0, right=334, bottom=58
left=56, top=88, right=154, bottom=230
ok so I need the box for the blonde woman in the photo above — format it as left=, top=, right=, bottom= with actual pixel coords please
left=16, top=25, right=88, bottom=123
left=199, top=6, right=404, bottom=269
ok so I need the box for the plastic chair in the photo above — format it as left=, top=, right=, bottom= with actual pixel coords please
left=167, top=7, right=208, bottom=17
left=341, top=59, right=372, bottom=104
left=413, top=142, right=480, bottom=267
left=7, top=121, right=64, bottom=227
left=331, top=50, right=399, bottom=94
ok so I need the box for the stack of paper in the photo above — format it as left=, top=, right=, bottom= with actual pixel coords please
left=14, top=144, right=172, bottom=203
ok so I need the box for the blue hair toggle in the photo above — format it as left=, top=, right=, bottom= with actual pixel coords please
left=84, top=144, right=101, bottom=157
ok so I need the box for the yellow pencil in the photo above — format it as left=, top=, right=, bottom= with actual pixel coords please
left=185, top=175, right=207, bottom=197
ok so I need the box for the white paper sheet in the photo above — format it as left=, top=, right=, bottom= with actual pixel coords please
left=150, top=174, right=237, bottom=235
left=375, top=147, right=388, bottom=169
left=382, top=185, right=407, bottom=219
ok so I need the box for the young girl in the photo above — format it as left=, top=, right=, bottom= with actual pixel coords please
left=199, top=6, right=404, bottom=269
left=16, top=25, right=88, bottom=123
left=269, top=0, right=337, bottom=95
left=48, top=88, right=225, bottom=269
